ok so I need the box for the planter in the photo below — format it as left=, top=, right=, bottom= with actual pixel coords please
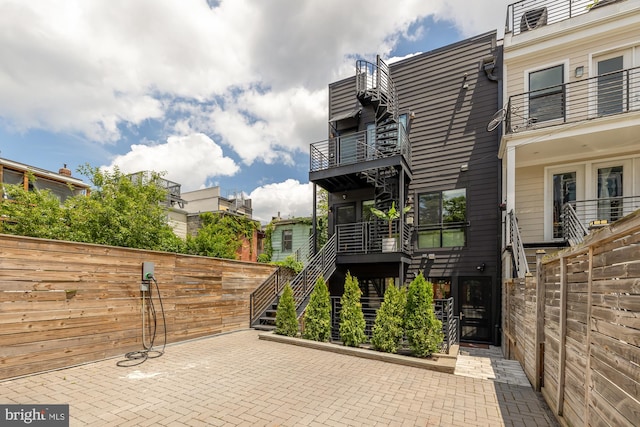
left=381, top=237, right=397, bottom=252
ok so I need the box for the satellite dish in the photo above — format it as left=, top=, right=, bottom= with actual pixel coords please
left=487, top=109, right=506, bottom=132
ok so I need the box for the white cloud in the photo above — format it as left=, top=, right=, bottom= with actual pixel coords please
left=0, top=0, right=511, bottom=168
left=249, top=179, right=313, bottom=224
left=106, top=133, right=239, bottom=190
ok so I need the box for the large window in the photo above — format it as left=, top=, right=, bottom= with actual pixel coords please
left=529, top=65, right=564, bottom=123
left=597, top=56, right=624, bottom=116
left=282, top=229, right=292, bottom=252
left=417, top=189, right=467, bottom=248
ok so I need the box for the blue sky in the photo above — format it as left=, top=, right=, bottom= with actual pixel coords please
left=0, top=0, right=510, bottom=222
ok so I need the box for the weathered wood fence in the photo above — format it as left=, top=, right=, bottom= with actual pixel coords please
left=504, top=211, right=640, bottom=427
left=0, top=234, right=275, bottom=380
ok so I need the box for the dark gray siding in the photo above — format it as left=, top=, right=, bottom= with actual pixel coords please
left=389, top=32, right=501, bottom=281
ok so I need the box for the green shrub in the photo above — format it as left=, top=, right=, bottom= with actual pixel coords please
left=339, top=272, right=366, bottom=347
left=256, top=253, right=270, bottom=263
left=302, top=277, right=331, bottom=342
left=405, top=273, right=443, bottom=357
left=371, top=281, right=406, bottom=353
left=271, top=255, right=304, bottom=274
left=275, top=283, right=298, bottom=337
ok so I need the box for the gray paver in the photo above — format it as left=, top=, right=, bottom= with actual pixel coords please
left=0, top=330, right=558, bottom=426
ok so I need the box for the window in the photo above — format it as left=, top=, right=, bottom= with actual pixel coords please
left=417, top=189, right=467, bottom=248
left=597, top=56, right=624, bottom=116
left=282, top=229, right=293, bottom=252
left=429, top=277, right=452, bottom=299
left=362, top=200, right=375, bottom=222
left=529, top=65, right=564, bottom=122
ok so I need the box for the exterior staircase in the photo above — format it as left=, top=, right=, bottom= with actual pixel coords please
left=250, top=233, right=337, bottom=330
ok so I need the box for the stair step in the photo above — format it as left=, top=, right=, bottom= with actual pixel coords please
left=253, top=324, right=276, bottom=331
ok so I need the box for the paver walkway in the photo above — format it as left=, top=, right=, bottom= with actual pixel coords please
left=1, top=329, right=557, bottom=426
left=455, top=345, right=532, bottom=387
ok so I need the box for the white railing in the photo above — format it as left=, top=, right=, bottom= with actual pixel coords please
left=508, top=210, right=530, bottom=278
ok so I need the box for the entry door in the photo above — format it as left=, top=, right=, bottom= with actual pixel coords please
left=597, top=165, right=624, bottom=222
left=458, top=276, right=493, bottom=343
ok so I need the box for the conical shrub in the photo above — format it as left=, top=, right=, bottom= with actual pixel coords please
left=339, top=272, right=366, bottom=347
left=405, top=272, right=443, bottom=357
left=275, top=282, right=298, bottom=337
left=371, top=281, right=406, bottom=353
left=303, top=277, right=331, bottom=342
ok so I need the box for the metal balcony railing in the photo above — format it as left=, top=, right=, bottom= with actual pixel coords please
left=560, top=196, right=640, bottom=245
left=506, top=66, right=640, bottom=134
left=355, top=57, right=398, bottom=122
left=335, top=219, right=412, bottom=255
left=310, top=125, right=410, bottom=173
left=506, top=0, right=602, bottom=36
left=508, top=210, right=530, bottom=278
left=561, top=202, right=588, bottom=246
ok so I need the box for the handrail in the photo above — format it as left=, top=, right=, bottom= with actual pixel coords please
left=249, top=267, right=296, bottom=326
left=508, top=210, right=530, bottom=278
left=562, top=202, right=588, bottom=246
left=289, top=233, right=337, bottom=317
left=355, top=57, right=398, bottom=122
left=506, top=0, right=594, bottom=36
left=506, top=66, right=640, bottom=134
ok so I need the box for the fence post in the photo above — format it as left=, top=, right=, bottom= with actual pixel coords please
left=535, top=250, right=546, bottom=391
left=584, top=247, right=594, bottom=425
left=556, top=255, right=567, bottom=416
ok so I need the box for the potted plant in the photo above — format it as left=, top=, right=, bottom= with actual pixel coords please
left=370, top=202, right=411, bottom=252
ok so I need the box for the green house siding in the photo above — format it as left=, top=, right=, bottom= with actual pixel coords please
left=271, top=222, right=312, bottom=263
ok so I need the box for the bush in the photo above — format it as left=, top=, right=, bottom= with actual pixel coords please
left=302, top=277, right=331, bottom=342
left=339, top=272, right=366, bottom=347
left=275, top=283, right=298, bottom=337
left=405, top=272, right=443, bottom=357
left=271, top=255, right=303, bottom=274
left=371, top=281, right=406, bottom=353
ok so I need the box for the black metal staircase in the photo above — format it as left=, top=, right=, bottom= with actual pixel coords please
left=250, top=234, right=338, bottom=330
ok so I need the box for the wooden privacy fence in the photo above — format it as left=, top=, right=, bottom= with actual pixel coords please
left=504, top=210, right=640, bottom=427
left=0, top=234, right=275, bottom=381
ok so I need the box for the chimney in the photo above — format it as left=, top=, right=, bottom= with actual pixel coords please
left=58, top=164, right=72, bottom=177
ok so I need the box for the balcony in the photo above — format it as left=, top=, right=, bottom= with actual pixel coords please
left=335, top=219, right=412, bottom=256
left=311, top=125, right=410, bottom=172
left=506, top=0, right=616, bottom=36
left=560, top=195, right=640, bottom=245
left=506, top=66, right=640, bottom=134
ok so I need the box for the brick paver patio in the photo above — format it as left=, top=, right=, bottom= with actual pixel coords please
left=1, top=329, right=557, bottom=426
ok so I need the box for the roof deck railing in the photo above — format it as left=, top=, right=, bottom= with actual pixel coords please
left=506, top=0, right=602, bottom=36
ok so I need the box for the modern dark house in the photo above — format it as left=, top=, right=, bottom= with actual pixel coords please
left=252, top=32, right=503, bottom=345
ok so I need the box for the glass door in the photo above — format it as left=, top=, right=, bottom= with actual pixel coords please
left=458, top=276, right=493, bottom=343
left=597, top=56, right=624, bottom=116
left=597, top=166, right=623, bottom=222
left=552, top=172, right=576, bottom=239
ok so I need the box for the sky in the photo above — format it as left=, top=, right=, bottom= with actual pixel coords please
left=0, top=0, right=512, bottom=223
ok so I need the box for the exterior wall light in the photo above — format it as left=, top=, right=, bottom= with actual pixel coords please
left=575, top=66, right=584, bottom=78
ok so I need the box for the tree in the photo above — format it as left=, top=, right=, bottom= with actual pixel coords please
left=275, top=283, right=298, bottom=337
left=302, top=277, right=331, bottom=342
left=186, top=212, right=258, bottom=259
left=371, top=280, right=406, bottom=353
left=316, top=188, right=329, bottom=249
left=339, top=272, right=366, bottom=347
left=405, top=272, right=443, bottom=357
left=370, top=201, right=411, bottom=238
left=0, top=182, right=68, bottom=239
left=65, top=165, right=184, bottom=252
